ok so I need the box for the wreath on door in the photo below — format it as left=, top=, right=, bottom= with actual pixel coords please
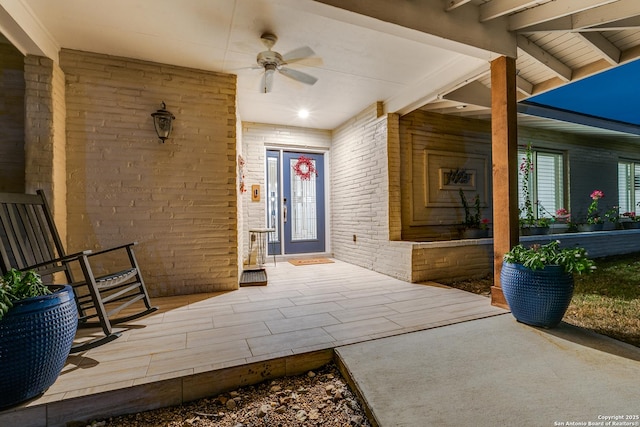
left=293, top=155, right=318, bottom=181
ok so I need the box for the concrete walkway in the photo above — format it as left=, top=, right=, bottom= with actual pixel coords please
left=336, top=314, right=640, bottom=427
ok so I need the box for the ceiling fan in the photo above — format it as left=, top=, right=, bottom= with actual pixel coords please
left=255, top=32, right=318, bottom=93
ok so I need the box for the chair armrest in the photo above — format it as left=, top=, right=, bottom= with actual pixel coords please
left=87, top=242, right=138, bottom=257
left=17, top=250, right=93, bottom=271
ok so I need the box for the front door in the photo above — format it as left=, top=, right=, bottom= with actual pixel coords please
left=266, top=150, right=325, bottom=255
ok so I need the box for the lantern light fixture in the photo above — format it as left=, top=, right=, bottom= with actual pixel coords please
left=151, top=101, right=175, bottom=143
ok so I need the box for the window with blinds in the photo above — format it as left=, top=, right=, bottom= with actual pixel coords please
left=518, top=148, right=565, bottom=219
left=618, top=161, right=640, bottom=214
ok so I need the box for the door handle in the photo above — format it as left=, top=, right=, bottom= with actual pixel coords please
left=282, top=199, right=287, bottom=223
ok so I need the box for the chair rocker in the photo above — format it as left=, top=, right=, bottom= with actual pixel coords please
left=0, top=190, right=157, bottom=352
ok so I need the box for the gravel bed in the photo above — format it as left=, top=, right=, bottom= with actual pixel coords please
left=85, top=363, right=371, bottom=427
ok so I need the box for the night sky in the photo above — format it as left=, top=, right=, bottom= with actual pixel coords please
left=527, top=58, right=640, bottom=126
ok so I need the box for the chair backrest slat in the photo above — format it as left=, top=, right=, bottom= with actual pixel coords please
left=0, top=191, right=67, bottom=276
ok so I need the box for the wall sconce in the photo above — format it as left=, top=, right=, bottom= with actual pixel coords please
left=151, top=101, right=175, bottom=143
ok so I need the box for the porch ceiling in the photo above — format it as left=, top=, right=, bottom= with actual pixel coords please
left=1, top=0, right=639, bottom=139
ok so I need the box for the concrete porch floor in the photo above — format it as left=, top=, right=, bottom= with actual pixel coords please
left=0, top=258, right=507, bottom=426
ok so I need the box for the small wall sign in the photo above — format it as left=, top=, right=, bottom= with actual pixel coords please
left=251, top=185, right=260, bottom=202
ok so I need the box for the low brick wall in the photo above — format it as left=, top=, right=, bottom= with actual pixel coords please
left=408, top=229, right=640, bottom=283
left=411, top=238, right=493, bottom=283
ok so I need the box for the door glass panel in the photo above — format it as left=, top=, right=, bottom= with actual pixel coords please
left=290, top=158, right=317, bottom=241
left=267, top=156, right=279, bottom=242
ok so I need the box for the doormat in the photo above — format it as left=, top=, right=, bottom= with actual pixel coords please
left=240, top=269, right=268, bottom=286
left=289, top=258, right=334, bottom=266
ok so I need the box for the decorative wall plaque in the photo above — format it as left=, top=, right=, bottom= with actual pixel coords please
left=439, top=168, right=476, bottom=190
left=423, top=150, right=488, bottom=208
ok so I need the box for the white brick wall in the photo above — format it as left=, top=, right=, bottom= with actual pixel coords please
left=330, top=103, right=413, bottom=281
left=240, top=122, right=331, bottom=262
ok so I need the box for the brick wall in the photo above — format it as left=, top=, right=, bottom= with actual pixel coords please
left=411, top=239, right=493, bottom=282
left=330, top=103, right=413, bottom=281
left=387, top=113, right=402, bottom=241
left=60, top=49, right=238, bottom=296
left=401, top=110, right=640, bottom=283
left=23, top=56, right=68, bottom=238
left=0, top=43, right=25, bottom=193
left=410, top=229, right=640, bottom=283
left=400, top=109, right=636, bottom=242
left=240, top=122, right=331, bottom=262
left=400, top=110, right=493, bottom=241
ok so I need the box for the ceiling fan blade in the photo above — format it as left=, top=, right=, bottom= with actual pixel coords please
left=282, top=46, right=315, bottom=63
left=278, top=67, right=318, bottom=86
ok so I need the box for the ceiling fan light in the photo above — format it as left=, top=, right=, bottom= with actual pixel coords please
left=262, top=64, right=277, bottom=93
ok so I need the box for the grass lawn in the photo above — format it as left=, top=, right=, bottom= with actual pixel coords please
left=442, top=252, right=640, bottom=348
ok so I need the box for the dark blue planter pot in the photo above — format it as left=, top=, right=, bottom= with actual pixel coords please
left=0, top=285, right=78, bottom=408
left=520, top=226, right=550, bottom=236
left=461, top=228, right=489, bottom=239
left=500, top=263, right=574, bottom=328
left=622, top=221, right=640, bottom=229
left=577, top=223, right=604, bottom=232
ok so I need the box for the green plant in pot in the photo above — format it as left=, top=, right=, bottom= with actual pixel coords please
left=458, top=189, right=490, bottom=238
left=501, top=240, right=595, bottom=328
left=0, top=269, right=78, bottom=408
left=0, top=269, right=52, bottom=319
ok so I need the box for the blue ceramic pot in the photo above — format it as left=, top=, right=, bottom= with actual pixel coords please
left=500, top=263, right=574, bottom=328
left=0, top=285, right=78, bottom=408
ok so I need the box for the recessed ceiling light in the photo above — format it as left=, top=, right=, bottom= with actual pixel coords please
left=298, top=109, right=309, bottom=119
left=456, top=105, right=467, bottom=110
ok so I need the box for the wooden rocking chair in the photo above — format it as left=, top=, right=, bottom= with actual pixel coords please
left=0, top=190, right=157, bottom=352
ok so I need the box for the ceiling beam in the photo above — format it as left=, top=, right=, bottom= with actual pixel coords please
left=443, top=81, right=491, bottom=108
left=444, top=0, right=473, bottom=12
left=0, top=1, right=58, bottom=60
left=441, top=75, right=534, bottom=106
left=590, top=15, right=640, bottom=31
left=509, top=0, right=617, bottom=31
left=516, top=75, right=534, bottom=96
left=386, top=59, right=489, bottom=116
left=419, top=100, right=488, bottom=115
left=311, top=0, right=516, bottom=57
left=518, top=15, right=640, bottom=33
left=479, top=0, right=540, bottom=22
left=576, top=32, right=621, bottom=64
left=517, top=35, right=572, bottom=81
left=572, top=0, right=640, bottom=30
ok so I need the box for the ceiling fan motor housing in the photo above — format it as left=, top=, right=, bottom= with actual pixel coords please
left=257, top=51, right=284, bottom=69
